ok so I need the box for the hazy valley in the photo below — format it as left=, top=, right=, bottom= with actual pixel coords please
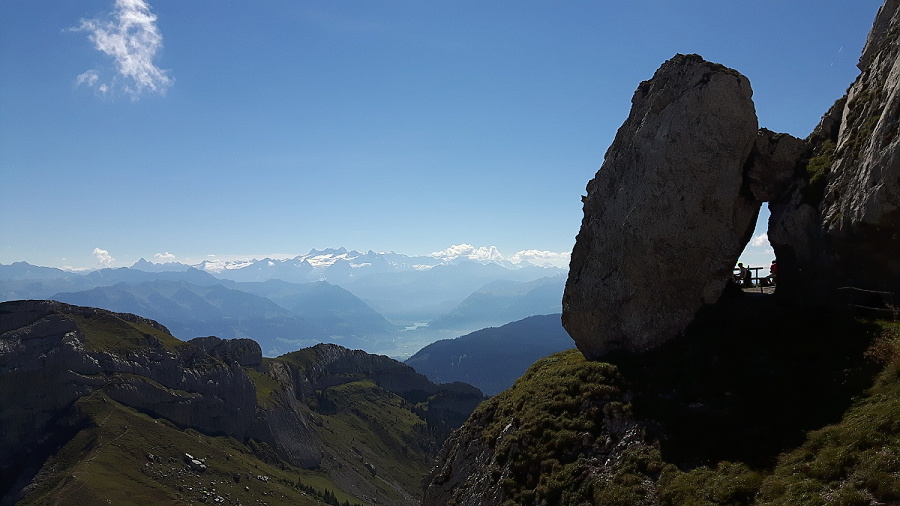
left=0, top=249, right=566, bottom=359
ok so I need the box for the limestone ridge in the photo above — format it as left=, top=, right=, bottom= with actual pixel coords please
left=0, top=300, right=484, bottom=503
left=562, top=54, right=803, bottom=359
left=770, top=0, right=900, bottom=304
left=0, top=300, right=259, bottom=455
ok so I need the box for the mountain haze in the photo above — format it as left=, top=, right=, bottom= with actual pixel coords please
left=2, top=252, right=564, bottom=358
left=50, top=279, right=400, bottom=356
left=425, top=275, right=564, bottom=333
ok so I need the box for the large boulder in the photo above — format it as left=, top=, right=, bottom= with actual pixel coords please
left=562, top=54, right=762, bottom=359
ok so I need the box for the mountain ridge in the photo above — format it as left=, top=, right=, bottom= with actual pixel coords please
left=405, top=314, right=573, bottom=395
left=0, top=300, right=484, bottom=505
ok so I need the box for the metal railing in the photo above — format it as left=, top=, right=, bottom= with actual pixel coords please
left=838, top=286, right=897, bottom=320
left=733, top=266, right=772, bottom=293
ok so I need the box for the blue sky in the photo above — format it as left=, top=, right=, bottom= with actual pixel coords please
left=0, top=1, right=883, bottom=270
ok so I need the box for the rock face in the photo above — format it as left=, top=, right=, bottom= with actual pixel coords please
left=746, top=129, right=807, bottom=202
left=0, top=300, right=260, bottom=485
left=563, top=4, right=899, bottom=358
left=770, top=0, right=900, bottom=303
left=563, top=54, right=766, bottom=359
left=189, top=335, right=263, bottom=368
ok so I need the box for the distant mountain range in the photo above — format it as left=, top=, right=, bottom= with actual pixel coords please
left=405, top=314, right=574, bottom=395
left=426, top=274, right=565, bottom=332
left=1, top=250, right=566, bottom=358
left=131, top=247, right=562, bottom=284
left=234, top=279, right=397, bottom=336
left=52, top=280, right=331, bottom=356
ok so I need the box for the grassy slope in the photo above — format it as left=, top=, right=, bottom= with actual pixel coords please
left=69, top=311, right=188, bottom=352
left=265, top=347, right=442, bottom=504
left=19, top=392, right=358, bottom=506
left=314, top=380, right=435, bottom=505
left=658, top=321, right=900, bottom=505
left=244, top=349, right=445, bottom=505
left=11, top=305, right=441, bottom=506
left=756, top=321, right=900, bottom=505
left=453, top=296, right=900, bottom=505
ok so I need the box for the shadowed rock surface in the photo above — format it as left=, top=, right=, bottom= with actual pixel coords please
left=562, top=54, right=762, bottom=359
left=0, top=300, right=258, bottom=452
left=770, top=0, right=900, bottom=304
left=189, top=335, right=263, bottom=368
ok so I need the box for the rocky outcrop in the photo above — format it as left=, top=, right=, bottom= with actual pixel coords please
left=189, top=335, right=263, bottom=368
left=427, top=3, right=900, bottom=505
left=0, top=300, right=259, bottom=472
left=246, top=358, right=324, bottom=469
left=422, top=350, right=652, bottom=506
left=564, top=3, right=899, bottom=358
left=296, top=342, right=442, bottom=394
left=246, top=342, right=485, bottom=472
left=770, top=0, right=900, bottom=304
left=746, top=129, right=807, bottom=202
left=563, top=54, right=785, bottom=359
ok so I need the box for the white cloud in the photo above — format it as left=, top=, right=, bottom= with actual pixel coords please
left=739, top=233, right=775, bottom=267
left=153, top=251, right=176, bottom=262
left=75, top=70, right=100, bottom=87
left=74, top=0, right=172, bottom=99
left=430, top=243, right=477, bottom=258
left=92, top=247, right=116, bottom=267
left=61, top=265, right=93, bottom=273
left=509, top=249, right=571, bottom=269
left=429, top=244, right=570, bottom=268
left=430, top=244, right=503, bottom=262
left=750, top=233, right=769, bottom=248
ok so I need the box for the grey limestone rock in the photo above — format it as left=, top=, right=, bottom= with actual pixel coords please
left=746, top=128, right=806, bottom=202
left=770, top=0, right=900, bottom=303
left=189, top=335, right=263, bottom=368
left=0, top=300, right=258, bottom=472
left=820, top=0, right=900, bottom=291
left=562, top=54, right=762, bottom=359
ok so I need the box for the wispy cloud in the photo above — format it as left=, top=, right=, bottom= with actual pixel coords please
left=92, top=247, right=116, bottom=267
left=153, top=251, right=176, bottom=262
left=74, top=0, right=172, bottom=99
left=430, top=244, right=503, bottom=262
left=509, top=249, right=571, bottom=269
left=429, top=244, right=570, bottom=268
left=750, top=233, right=769, bottom=248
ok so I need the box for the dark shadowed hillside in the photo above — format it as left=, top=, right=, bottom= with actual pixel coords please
left=0, top=300, right=484, bottom=506
left=425, top=275, right=564, bottom=334
left=235, top=279, right=399, bottom=337
left=423, top=294, right=900, bottom=505
left=405, top=314, right=573, bottom=395
left=51, top=281, right=328, bottom=355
